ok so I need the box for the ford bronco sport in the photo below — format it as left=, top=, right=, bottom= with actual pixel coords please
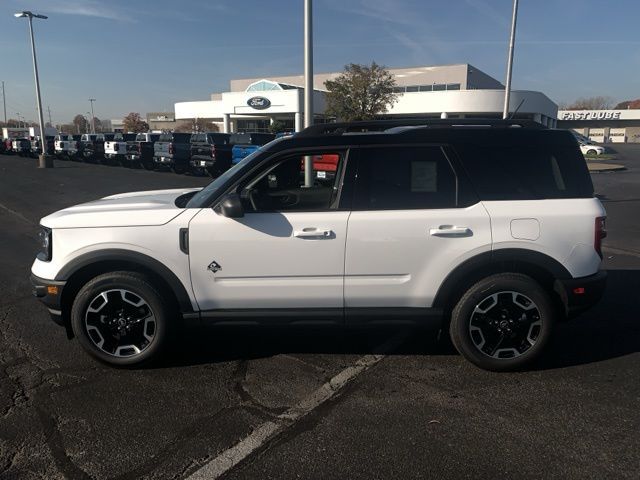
left=31, top=119, right=606, bottom=371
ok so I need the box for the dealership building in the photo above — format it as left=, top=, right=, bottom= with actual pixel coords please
left=175, top=64, right=558, bottom=133
left=557, top=109, right=640, bottom=143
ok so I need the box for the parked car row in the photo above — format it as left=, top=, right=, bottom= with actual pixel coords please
left=17, top=131, right=279, bottom=177
left=1, top=136, right=55, bottom=157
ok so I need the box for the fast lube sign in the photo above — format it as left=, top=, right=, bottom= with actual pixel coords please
left=559, top=110, right=624, bottom=121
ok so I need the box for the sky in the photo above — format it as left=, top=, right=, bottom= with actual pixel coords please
left=1, top=0, right=639, bottom=125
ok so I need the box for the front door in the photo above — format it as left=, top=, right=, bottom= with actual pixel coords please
left=188, top=148, right=352, bottom=313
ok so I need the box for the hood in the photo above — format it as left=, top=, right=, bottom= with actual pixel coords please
left=41, top=188, right=201, bottom=229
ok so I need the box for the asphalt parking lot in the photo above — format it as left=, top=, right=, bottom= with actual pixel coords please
left=1, top=150, right=639, bottom=480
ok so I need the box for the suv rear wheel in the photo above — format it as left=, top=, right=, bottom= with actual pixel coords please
left=70, top=271, right=174, bottom=367
left=449, top=273, right=555, bottom=371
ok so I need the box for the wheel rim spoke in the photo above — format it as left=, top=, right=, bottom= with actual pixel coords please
left=84, top=289, right=156, bottom=358
left=469, top=290, right=541, bottom=360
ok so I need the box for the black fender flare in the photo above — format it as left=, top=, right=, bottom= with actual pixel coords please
left=432, top=248, right=571, bottom=309
left=56, top=249, right=195, bottom=313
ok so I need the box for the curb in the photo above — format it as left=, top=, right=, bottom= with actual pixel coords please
left=587, top=162, right=626, bottom=173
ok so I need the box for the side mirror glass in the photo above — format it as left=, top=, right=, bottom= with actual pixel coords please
left=216, top=193, right=244, bottom=218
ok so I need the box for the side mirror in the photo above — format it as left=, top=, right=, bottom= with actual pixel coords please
left=216, top=193, right=244, bottom=218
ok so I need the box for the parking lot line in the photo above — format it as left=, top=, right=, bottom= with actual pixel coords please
left=186, top=331, right=409, bottom=480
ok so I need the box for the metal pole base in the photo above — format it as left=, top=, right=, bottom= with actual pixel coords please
left=38, top=153, right=53, bottom=168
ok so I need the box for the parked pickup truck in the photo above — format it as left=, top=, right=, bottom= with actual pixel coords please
left=54, top=134, right=81, bottom=160
left=189, top=132, right=232, bottom=176
left=125, top=132, right=160, bottom=169
left=12, top=138, right=31, bottom=156
left=153, top=132, right=192, bottom=173
left=231, top=132, right=276, bottom=165
left=30, top=136, right=55, bottom=157
left=79, top=133, right=114, bottom=162
left=104, top=133, right=137, bottom=164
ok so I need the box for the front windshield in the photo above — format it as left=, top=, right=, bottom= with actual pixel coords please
left=186, top=136, right=287, bottom=208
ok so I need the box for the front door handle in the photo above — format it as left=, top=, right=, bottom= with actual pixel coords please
left=429, top=225, right=472, bottom=237
left=294, top=227, right=333, bottom=239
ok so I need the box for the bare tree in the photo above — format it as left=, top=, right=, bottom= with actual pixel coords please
left=565, top=96, right=614, bottom=110
left=614, top=99, right=640, bottom=109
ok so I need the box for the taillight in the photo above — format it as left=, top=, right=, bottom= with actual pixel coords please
left=595, top=216, right=607, bottom=258
left=138, top=144, right=142, bottom=153
left=169, top=143, right=174, bottom=155
left=114, top=143, right=119, bottom=152
left=211, top=145, right=216, bottom=158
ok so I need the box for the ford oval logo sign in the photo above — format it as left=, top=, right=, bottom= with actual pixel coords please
left=247, top=96, right=271, bottom=110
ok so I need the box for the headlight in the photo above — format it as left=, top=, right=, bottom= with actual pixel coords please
left=37, top=226, right=52, bottom=262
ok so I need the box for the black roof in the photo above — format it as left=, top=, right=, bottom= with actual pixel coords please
left=268, top=119, right=576, bottom=151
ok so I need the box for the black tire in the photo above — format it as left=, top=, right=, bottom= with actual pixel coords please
left=172, top=163, right=187, bottom=175
left=587, top=149, right=597, bottom=155
left=71, top=271, right=175, bottom=367
left=142, top=160, right=155, bottom=171
left=449, top=273, right=556, bottom=372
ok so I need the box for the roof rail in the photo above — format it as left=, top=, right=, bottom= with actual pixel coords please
left=298, top=118, right=545, bottom=136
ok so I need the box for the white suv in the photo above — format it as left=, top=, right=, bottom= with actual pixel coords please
left=31, top=120, right=607, bottom=371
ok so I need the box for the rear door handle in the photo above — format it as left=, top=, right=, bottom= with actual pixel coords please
left=294, top=227, right=333, bottom=239
left=429, top=225, right=472, bottom=237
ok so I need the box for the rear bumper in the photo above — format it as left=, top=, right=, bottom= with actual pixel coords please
left=190, top=157, right=214, bottom=167
left=554, top=271, right=607, bottom=318
left=30, top=274, right=66, bottom=326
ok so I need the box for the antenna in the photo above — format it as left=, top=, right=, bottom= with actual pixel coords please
left=508, top=98, right=526, bottom=120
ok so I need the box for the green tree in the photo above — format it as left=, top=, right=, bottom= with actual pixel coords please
left=324, top=62, right=399, bottom=122
left=122, top=112, right=149, bottom=133
left=269, top=120, right=287, bottom=133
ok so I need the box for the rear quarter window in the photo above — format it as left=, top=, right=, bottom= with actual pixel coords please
left=455, top=144, right=594, bottom=200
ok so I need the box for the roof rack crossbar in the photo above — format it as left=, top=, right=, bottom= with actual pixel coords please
left=298, top=118, right=545, bottom=136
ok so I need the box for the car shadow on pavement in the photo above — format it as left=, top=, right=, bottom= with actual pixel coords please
left=539, top=268, right=640, bottom=370
left=158, top=269, right=639, bottom=371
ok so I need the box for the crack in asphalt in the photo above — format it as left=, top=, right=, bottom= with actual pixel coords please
left=231, top=360, right=286, bottom=417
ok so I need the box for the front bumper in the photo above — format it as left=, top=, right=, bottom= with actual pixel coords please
left=30, top=274, right=66, bottom=326
left=554, top=271, right=607, bottom=318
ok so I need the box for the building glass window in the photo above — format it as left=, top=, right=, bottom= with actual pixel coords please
left=246, top=80, right=283, bottom=92
left=419, top=85, right=433, bottom=92
left=433, top=84, right=446, bottom=91
left=406, top=86, right=420, bottom=92
left=446, top=83, right=461, bottom=90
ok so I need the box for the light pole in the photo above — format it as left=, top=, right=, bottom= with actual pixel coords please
left=502, top=0, right=519, bottom=119
left=14, top=10, right=51, bottom=168
left=88, top=98, right=96, bottom=133
left=86, top=113, right=92, bottom=134
left=303, top=0, right=314, bottom=186
left=16, top=113, right=22, bottom=128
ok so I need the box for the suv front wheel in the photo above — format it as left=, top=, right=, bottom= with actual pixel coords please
left=71, top=271, right=173, bottom=367
left=449, top=273, right=555, bottom=371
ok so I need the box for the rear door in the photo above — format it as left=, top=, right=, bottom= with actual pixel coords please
left=344, top=144, right=492, bottom=316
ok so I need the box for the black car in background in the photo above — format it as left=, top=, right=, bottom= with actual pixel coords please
left=125, top=132, right=160, bottom=169
left=189, top=132, right=233, bottom=176
left=78, top=133, right=115, bottom=162
left=153, top=132, right=192, bottom=173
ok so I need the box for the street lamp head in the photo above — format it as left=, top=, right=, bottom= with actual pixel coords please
left=14, top=11, right=48, bottom=19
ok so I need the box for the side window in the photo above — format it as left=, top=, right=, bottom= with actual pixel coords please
left=240, top=151, right=345, bottom=212
left=354, top=146, right=458, bottom=210
left=455, top=145, right=593, bottom=200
